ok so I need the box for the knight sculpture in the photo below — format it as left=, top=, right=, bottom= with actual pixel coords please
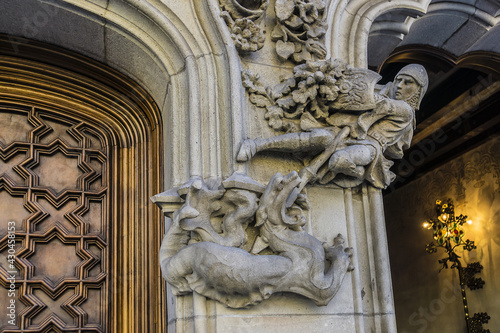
left=153, top=61, right=428, bottom=309
left=237, top=63, right=429, bottom=189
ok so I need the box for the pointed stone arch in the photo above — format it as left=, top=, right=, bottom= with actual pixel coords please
left=326, top=0, right=430, bottom=67
left=0, top=0, right=248, bottom=186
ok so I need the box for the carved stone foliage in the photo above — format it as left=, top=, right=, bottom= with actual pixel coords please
left=239, top=62, right=428, bottom=190
left=272, top=0, right=327, bottom=62
left=154, top=172, right=353, bottom=308
left=219, top=0, right=327, bottom=63
left=0, top=105, right=108, bottom=331
left=220, top=0, right=269, bottom=52
left=242, top=58, right=381, bottom=132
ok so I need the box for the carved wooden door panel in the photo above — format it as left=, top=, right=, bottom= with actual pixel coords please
left=0, top=37, right=165, bottom=333
left=0, top=104, right=110, bottom=332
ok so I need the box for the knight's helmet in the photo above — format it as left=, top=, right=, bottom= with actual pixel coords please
left=393, top=64, right=429, bottom=110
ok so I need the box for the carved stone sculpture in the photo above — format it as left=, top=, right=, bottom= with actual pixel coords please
left=154, top=54, right=426, bottom=313
left=272, top=0, right=327, bottom=62
left=157, top=172, right=354, bottom=308
left=220, top=0, right=269, bottom=52
left=219, top=0, right=327, bottom=62
left=242, top=58, right=382, bottom=132
left=239, top=62, right=429, bottom=189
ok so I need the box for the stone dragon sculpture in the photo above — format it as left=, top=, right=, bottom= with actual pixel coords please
left=155, top=60, right=427, bottom=310
left=159, top=172, right=353, bottom=308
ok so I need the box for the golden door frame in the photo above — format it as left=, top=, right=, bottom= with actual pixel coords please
left=0, top=35, right=165, bottom=332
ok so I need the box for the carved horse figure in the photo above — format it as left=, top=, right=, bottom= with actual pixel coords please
left=160, top=172, right=353, bottom=308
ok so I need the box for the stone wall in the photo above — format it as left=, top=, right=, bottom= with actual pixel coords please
left=384, top=135, right=500, bottom=332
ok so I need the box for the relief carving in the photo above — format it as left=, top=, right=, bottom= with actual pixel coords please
left=241, top=58, right=381, bottom=132
left=220, top=0, right=269, bottom=52
left=219, top=0, right=327, bottom=63
left=155, top=172, right=353, bottom=308
left=239, top=62, right=429, bottom=189
left=272, top=0, right=327, bottom=62
left=154, top=62, right=428, bottom=309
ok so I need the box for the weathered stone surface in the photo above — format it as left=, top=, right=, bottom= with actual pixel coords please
left=154, top=57, right=427, bottom=331
left=399, top=14, right=468, bottom=53
left=272, top=0, right=327, bottom=63
left=442, top=20, right=488, bottom=56
left=219, top=0, right=269, bottom=53
left=157, top=171, right=354, bottom=308
left=8, top=0, right=487, bottom=331
left=239, top=62, right=428, bottom=189
left=466, top=24, right=500, bottom=54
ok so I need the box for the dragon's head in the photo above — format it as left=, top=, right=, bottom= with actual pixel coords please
left=255, top=171, right=309, bottom=230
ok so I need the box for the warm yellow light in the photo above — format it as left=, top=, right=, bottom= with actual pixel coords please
left=467, top=220, right=472, bottom=225
left=441, top=214, right=448, bottom=221
left=423, top=222, right=430, bottom=228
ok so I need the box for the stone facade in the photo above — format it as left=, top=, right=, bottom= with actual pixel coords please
left=385, top=136, right=500, bottom=332
left=0, top=0, right=499, bottom=332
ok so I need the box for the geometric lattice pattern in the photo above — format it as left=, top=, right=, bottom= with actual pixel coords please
left=0, top=105, right=108, bottom=332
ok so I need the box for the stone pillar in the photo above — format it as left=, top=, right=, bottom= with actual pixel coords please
left=152, top=59, right=428, bottom=332
left=152, top=1, right=428, bottom=330
left=153, top=183, right=396, bottom=333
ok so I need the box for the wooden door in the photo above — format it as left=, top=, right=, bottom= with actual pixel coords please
left=0, top=36, right=165, bottom=332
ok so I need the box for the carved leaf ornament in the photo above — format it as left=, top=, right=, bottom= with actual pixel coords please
left=219, top=0, right=327, bottom=62
left=242, top=58, right=381, bottom=132
left=272, top=0, right=327, bottom=62
left=156, top=3, right=430, bottom=310
left=220, top=0, right=269, bottom=52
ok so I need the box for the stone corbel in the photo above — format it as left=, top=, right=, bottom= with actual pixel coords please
left=153, top=172, right=354, bottom=308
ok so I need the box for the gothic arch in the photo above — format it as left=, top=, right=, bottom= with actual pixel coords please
left=0, top=0, right=247, bottom=185
left=326, top=0, right=430, bottom=67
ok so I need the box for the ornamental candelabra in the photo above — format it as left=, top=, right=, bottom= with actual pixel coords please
left=424, top=199, right=490, bottom=333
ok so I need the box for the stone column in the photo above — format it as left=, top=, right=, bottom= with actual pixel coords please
left=152, top=59, right=428, bottom=332
left=152, top=0, right=428, bottom=328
